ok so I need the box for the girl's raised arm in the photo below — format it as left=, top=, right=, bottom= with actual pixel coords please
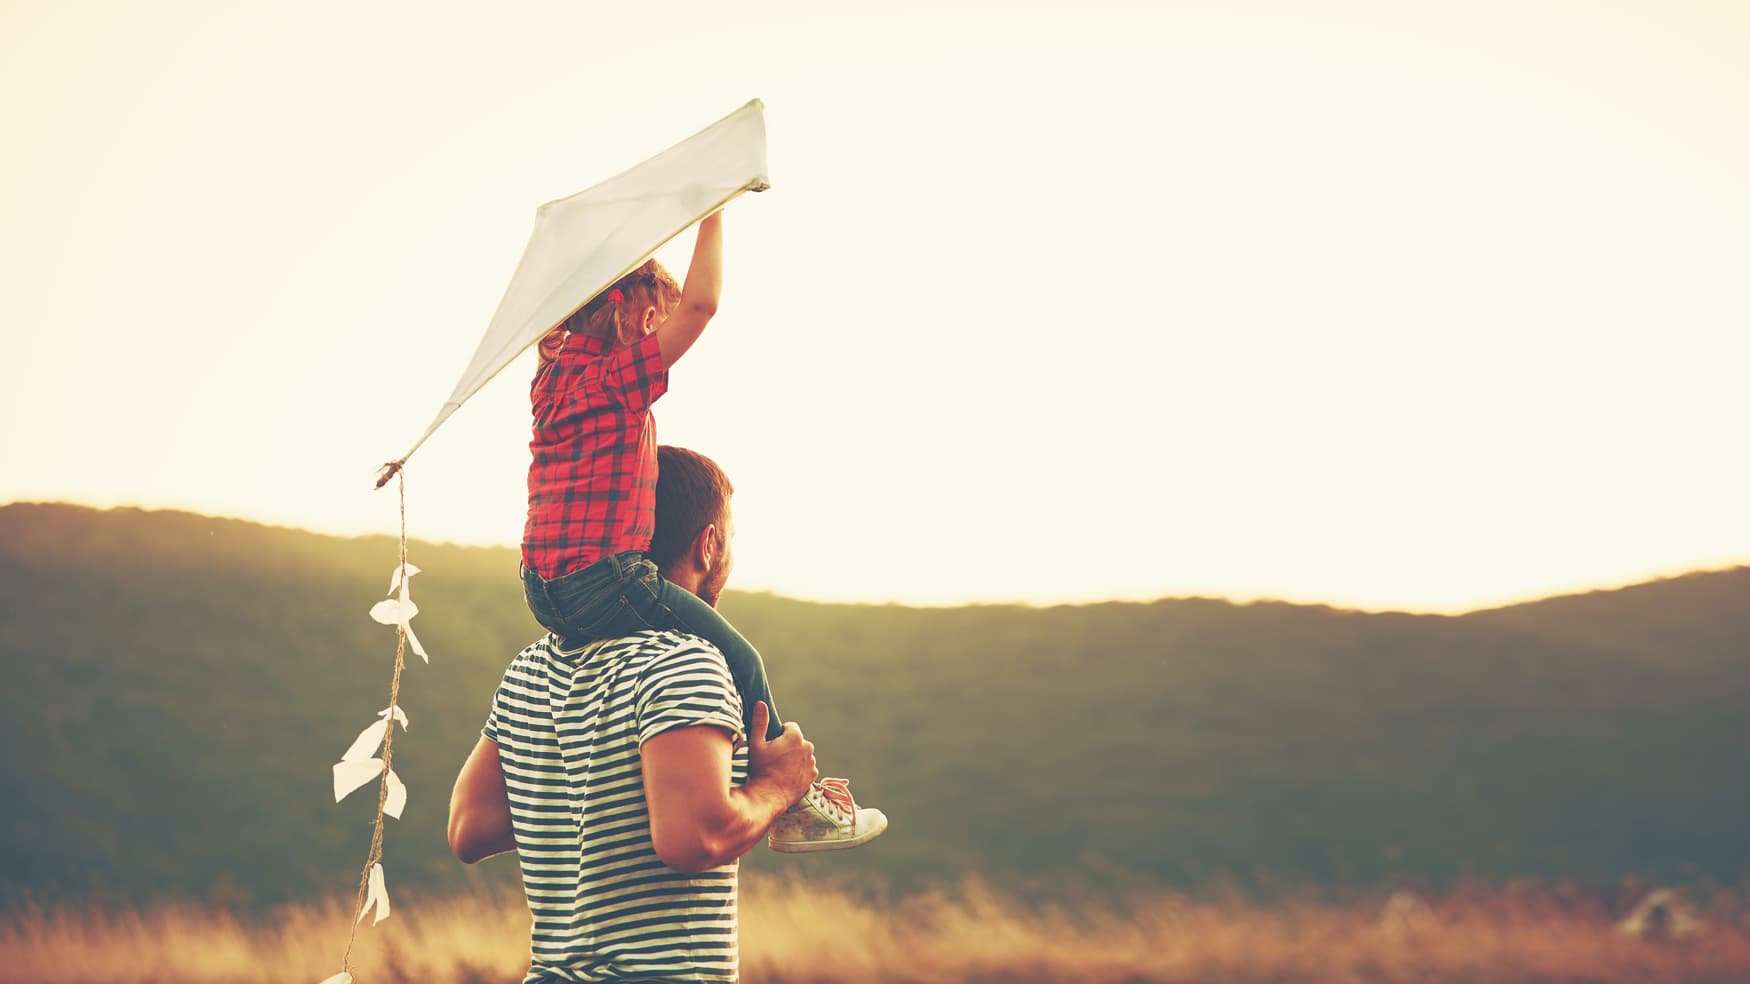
left=655, top=211, right=723, bottom=369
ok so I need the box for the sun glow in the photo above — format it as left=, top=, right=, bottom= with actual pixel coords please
left=2, top=1, right=1746, bottom=612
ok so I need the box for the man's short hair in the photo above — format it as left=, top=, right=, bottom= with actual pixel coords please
left=648, top=446, right=734, bottom=570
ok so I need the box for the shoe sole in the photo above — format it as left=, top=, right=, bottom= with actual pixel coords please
left=769, top=812, right=889, bottom=854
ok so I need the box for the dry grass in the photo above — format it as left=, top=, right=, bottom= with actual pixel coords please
left=4, top=876, right=1750, bottom=984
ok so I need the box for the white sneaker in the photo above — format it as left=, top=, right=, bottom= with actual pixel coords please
left=768, top=777, right=888, bottom=853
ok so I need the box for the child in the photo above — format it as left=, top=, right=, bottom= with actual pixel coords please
left=521, top=211, right=885, bottom=853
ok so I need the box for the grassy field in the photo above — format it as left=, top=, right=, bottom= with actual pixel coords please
left=5, top=876, right=1750, bottom=984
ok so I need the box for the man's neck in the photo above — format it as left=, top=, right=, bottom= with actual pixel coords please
left=664, top=568, right=706, bottom=599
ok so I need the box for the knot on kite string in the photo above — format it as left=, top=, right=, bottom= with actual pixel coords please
left=374, top=460, right=405, bottom=491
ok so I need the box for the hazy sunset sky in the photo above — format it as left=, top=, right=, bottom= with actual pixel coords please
left=3, top=1, right=1746, bottom=612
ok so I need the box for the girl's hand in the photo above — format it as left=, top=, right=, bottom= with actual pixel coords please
left=537, top=325, right=567, bottom=363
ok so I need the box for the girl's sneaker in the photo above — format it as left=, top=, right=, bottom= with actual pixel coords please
left=768, top=777, right=887, bottom=853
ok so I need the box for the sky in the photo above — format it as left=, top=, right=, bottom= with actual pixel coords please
left=2, top=0, right=1746, bottom=613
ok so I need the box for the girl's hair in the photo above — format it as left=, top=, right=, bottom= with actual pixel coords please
left=561, top=259, right=682, bottom=344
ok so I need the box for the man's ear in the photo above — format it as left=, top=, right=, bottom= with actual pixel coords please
left=694, top=523, right=721, bottom=570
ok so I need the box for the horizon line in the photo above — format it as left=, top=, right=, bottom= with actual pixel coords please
left=4, top=497, right=1745, bottom=618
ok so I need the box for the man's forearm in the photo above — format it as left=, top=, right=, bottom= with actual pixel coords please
left=643, top=707, right=815, bottom=873
left=455, top=826, right=517, bottom=865
left=700, top=775, right=796, bottom=866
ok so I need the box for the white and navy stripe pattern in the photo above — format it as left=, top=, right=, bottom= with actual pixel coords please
left=485, top=630, right=749, bottom=984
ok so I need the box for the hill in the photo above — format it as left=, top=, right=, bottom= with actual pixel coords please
left=1, top=503, right=1746, bottom=906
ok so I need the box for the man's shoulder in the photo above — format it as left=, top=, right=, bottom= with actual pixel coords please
left=621, top=630, right=744, bottom=747
left=511, top=630, right=737, bottom=727
left=618, top=629, right=730, bottom=676
left=539, top=629, right=728, bottom=678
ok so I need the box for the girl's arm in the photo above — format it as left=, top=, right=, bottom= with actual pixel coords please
left=654, top=211, right=723, bottom=368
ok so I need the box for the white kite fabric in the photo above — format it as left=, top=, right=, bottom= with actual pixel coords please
left=377, top=98, right=770, bottom=486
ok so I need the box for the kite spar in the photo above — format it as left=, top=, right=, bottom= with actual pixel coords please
left=376, top=98, right=771, bottom=487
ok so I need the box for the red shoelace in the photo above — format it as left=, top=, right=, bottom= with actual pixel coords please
left=817, top=777, right=855, bottom=814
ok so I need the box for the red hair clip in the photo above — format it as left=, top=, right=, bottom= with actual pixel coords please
left=606, top=289, right=624, bottom=305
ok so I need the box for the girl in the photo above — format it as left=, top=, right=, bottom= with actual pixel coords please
left=520, top=211, right=884, bottom=853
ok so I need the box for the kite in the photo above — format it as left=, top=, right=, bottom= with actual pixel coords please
left=377, top=98, right=771, bottom=486
left=322, top=100, right=770, bottom=983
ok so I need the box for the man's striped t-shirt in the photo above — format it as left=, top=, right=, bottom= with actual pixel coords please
left=484, top=630, right=749, bottom=984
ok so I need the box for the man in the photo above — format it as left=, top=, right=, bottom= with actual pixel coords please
left=447, top=446, right=848, bottom=984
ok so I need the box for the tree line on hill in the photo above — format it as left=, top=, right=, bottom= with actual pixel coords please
left=1, top=502, right=1746, bottom=908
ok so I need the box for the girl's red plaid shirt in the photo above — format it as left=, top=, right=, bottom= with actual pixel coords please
left=522, top=330, right=669, bottom=580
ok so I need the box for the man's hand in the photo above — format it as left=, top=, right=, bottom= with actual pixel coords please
left=746, top=701, right=816, bottom=807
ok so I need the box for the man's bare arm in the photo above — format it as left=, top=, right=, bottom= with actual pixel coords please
left=448, top=736, right=517, bottom=864
left=642, top=701, right=815, bottom=873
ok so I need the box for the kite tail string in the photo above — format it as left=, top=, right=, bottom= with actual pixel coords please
left=341, top=469, right=411, bottom=976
